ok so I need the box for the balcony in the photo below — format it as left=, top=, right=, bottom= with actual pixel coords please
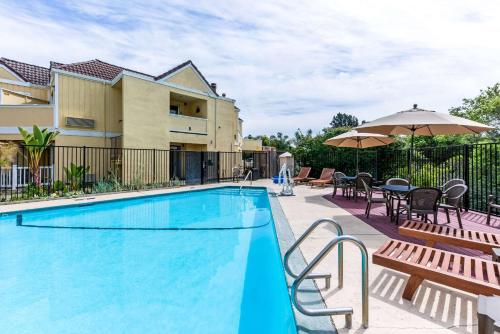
left=169, top=114, right=208, bottom=135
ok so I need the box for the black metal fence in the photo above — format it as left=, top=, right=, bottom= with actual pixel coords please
left=0, top=145, right=270, bottom=201
left=292, top=142, right=499, bottom=214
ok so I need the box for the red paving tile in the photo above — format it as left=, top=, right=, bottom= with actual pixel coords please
left=323, top=191, right=500, bottom=259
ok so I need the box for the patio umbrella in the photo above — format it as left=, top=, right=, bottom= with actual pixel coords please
left=355, top=104, right=494, bottom=181
left=324, top=130, right=395, bottom=173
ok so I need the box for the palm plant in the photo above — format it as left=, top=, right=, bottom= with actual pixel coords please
left=64, top=163, right=90, bottom=191
left=18, top=126, right=59, bottom=187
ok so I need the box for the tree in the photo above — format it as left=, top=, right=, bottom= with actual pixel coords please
left=449, top=83, right=500, bottom=138
left=330, top=112, right=359, bottom=128
left=18, top=125, right=59, bottom=187
left=269, top=132, right=292, bottom=151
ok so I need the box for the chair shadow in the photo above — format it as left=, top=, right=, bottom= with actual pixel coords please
left=370, top=269, right=478, bottom=334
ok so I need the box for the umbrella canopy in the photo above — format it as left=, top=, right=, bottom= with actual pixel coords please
left=324, top=130, right=395, bottom=148
left=355, top=104, right=494, bottom=135
left=355, top=104, right=494, bottom=183
left=324, top=130, right=395, bottom=173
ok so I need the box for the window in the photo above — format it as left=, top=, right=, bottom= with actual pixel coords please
left=170, top=105, right=179, bottom=115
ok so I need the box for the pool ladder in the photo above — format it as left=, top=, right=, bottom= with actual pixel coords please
left=284, top=218, right=369, bottom=329
left=239, top=170, right=253, bottom=191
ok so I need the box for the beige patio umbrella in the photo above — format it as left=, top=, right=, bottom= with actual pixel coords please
left=324, top=130, right=395, bottom=173
left=356, top=104, right=495, bottom=181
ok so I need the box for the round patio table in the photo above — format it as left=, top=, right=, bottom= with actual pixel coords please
left=379, top=184, right=418, bottom=194
left=379, top=185, right=418, bottom=222
left=341, top=176, right=357, bottom=182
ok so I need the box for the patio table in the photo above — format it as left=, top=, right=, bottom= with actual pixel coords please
left=379, top=185, right=418, bottom=222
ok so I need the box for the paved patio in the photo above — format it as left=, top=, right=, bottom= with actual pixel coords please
left=268, top=179, right=483, bottom=334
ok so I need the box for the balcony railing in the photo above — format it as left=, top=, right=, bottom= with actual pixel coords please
left=169, top=114, right=208, bottom=135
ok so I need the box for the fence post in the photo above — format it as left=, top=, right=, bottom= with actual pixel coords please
left=463, top=144, right=470, bottom=211
left=82, top=146, right=87, bottom=192
left=153, top=148, right=156, bottom=183
left=200, top=151, right=205, bottom=185
left=217, top=152, right=220, bottom=183
left=11, top=164, right=17, bottom=190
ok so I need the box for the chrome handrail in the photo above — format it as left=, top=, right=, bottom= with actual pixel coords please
left=284, top=218, right=344, bottom=289
left=291, top=235, right=369, bottom=329
left=239, top=170, right=253, bottom=191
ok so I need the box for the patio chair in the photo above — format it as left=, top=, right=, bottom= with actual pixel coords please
left=373, top=239, right=500, bottom=301
left=440, top=178, right=465, bottom=210
left=292, top=167, right=312, bottom=184
left=232, top=166, right=244, bottom=182
left=399, top=220, right=500, bottom=255
left=487, top=195, right=500, bottom=226
left=438, top=184, right=468, bottom=229
left=362, top=179, right=389, bottom=218
left=332, top=171, right=349, bottom=197
left=309, top=168, right=334, bottom=187
left=397, top=187, right=442, bottom=225
left=351, top=172, right=372, bottom=201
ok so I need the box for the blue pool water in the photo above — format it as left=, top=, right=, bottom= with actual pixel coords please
left=0, top=187, right=297, bottom=334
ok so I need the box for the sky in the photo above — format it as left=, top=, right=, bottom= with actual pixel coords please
left=1, top=0, right=500, bottom=137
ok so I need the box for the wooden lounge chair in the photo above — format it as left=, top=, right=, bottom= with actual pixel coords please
left=399, top=220, right=500, bottom=255
left=309, top=168, right=334, bottom=187
left=373, top=239, right=500, bottom=300
left=292, top=167, right=312, bottom=184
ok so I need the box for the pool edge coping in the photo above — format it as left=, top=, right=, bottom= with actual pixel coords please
left=268, top=190, right=337, bottom=334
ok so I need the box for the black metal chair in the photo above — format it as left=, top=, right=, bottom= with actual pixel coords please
left=332, top=171, right=349, bottom=198
left=487, top=195, right=500, bottom=226
left=362, top=179, right=389, bottom=218
left=438, top=184, right=468, bottom=229
left=398, top=187, right=442, bottom=225
left=352, top=172, right=372, bottom=201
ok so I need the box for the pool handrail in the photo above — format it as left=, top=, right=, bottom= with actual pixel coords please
left=291, top=235, right=369, bottom=329
left=284, top=218, right=344, bottom=289
left=239, top=170, right=253, bottom=191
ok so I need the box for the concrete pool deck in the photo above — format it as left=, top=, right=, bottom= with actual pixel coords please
left=0, top=179, right=479, bottom=333
left=266, top=179, right=478, bottom=334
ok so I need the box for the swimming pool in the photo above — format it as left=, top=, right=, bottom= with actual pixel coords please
left=0, top=187, right=297, bottom=333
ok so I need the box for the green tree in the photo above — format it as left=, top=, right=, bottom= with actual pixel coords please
left=449, top=83, right=500, bottom=138
left=330, top=112, right=359, bottom=128
left=268, top=132, right=292, bottom=151
left=18, top=125, right=59, bottom=187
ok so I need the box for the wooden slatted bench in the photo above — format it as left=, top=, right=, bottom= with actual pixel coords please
left=373, top=239, right=500, bottom=300
left=399, top=220, right=500, bottom=255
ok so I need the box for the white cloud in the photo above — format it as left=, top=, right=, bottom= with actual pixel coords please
left=1, top=0, right=499, bottom=136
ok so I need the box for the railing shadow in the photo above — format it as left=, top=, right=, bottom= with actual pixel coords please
left=370, top=269, right=477, bottom=334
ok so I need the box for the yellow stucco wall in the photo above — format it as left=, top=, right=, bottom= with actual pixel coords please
left=57, top=74, right=122, bottom=134
left=242, top=138, right=263, bottom=151
left=121, top=75, right=170, bottom=149
left=0, top=82, right=49, bottom=101
left=165, top=67, right=211, bottom=93
left=0, top=67, right=20, bottom=81
left=0, top=106, right=53, bottom=127
left=1, top=89, right=48, bottom=104
left=214, top=99, right=239, bottom=152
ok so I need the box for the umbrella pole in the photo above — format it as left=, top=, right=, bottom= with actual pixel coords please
left=409, top=128, right=415, bottom=186
left=356, top=140, right=360, bottom=174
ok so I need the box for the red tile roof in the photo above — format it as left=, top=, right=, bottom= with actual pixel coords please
left=1, top=57, right=219, bottom=96
left=53, top=59, right=153, bottom=81
left=0, top=57, right=50, bottom=86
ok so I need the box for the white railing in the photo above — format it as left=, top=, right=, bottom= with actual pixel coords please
left=0, top=165, right=54, bottom=189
